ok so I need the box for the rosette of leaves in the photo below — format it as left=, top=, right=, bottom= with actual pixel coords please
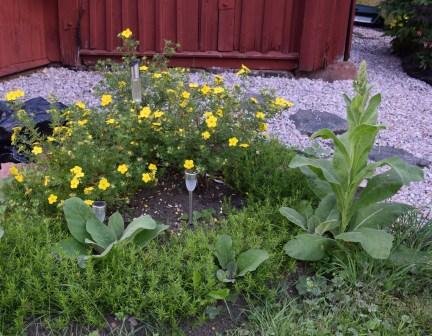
left=57, top=197, right=168, bottom=267
left=281, top=62, right=424, bottom=261
left=214, top=234, right=269, bottom=283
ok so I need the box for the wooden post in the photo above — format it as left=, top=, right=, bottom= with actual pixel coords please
left=57, top=0, right=80, bottom=66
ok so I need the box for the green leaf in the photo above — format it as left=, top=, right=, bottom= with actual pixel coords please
left=86, top=216, right=117, bottom=249
left=133, top=223, right=168, bottom=247
left=289, top=156, right=340, bottom=184
left=77, top=242, right=116, bottom=268
left=0, top=226, right=3, bottom=239
left=214, top=234, right=236, bottom=269
left=284, top=234, right=334, bottom=261
left=237, top=249, right=269, bottom=276
left=216, top=269, right=235, bottom=283
left=336, top=228, right=394, bottom=259
left=63, top=197, right=94, bottom=243
left=108, top=212, right=124, bottom=240
left=300, top=166, right=332, bottom=199
left=314, top=216, right=339, bottom=236
left=121, top=215, right=157, bottom=242
left=55, top=237, right=88, bottom=257
left=362, top=93, right=381, bottom=124
left=377, top=157, right=424, bottom=185
left=280, top=207, right=306, bottom=230
left=351, top=202, right=412, bottom=231
left=312, top=129, right=350, bottom=164
left=208, top=288, right=230, bottom=300
left=348, top=124, right=382, bottom=174
left=389, top=245, right=431, bottom=266
left=356, top=169, right=403, bottom=209
left=315, top=194, right=337, bottom=220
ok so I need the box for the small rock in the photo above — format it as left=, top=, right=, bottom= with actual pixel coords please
left=369, top=146, right=430, bottom=167
left=290, top=109, right=347, bottom=136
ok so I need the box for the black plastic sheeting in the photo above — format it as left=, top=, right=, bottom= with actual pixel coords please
left=0, top=97, right=66, bottom=164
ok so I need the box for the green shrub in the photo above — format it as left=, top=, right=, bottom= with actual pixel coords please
left=382, top=0, right=432, bottom=70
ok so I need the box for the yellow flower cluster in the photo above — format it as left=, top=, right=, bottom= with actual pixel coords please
left=101, top=94, right=113, bottom=107
left=4, top=89, right=25, bottom=101
left=142, top=163, right=157, bottom=183
left=119, top=28, right=132, bottom=39
left=9, top=165, right=24, bottom=183
left=236, top=64, right=251, bottom=76
left=274, top=97, right=294, bottom=108
left=205, top=113, right=218, bottom=128
left=70, top=166, right=84, bottom=189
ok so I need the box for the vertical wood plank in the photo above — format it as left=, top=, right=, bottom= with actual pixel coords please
left=121, top=0, right=138, bottom=35
left=233, top=0, right=242, bottom=51
left=89, top=0, right=106, bottom=50
left=138, top=0, right=156, bottom=52
left=281, top=0, right=295, bottom=53
left=58, top=0, right=80, bottom=65
left=261, top=0, right=286, bottom=53
left=156, top=0, right=177, bottom=52
left=239, top=0, right=264, bottom=52
left=105, top=0, right=122, bottom=51
left=177, top=0, right=199, bottom=51
left=80, top=0, right=90, bottom=49
left=200, top=0, right=218, bottom=51
left=218, top=0, right=236, bottom=51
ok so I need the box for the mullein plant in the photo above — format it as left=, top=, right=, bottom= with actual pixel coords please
left=281, top=61, right=423, bottom=261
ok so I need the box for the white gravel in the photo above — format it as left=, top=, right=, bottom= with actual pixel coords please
left=0, top=27, right=431, bottom=211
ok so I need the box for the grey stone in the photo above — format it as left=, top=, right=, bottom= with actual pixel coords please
left=290, top=109, right=347, bottom=136
left=369, top=146, right=430, bottom=168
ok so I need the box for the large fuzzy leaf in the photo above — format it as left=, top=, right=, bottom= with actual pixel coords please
left=133, top=223, right=168, bottom=247
left=77, top=242, right=116, bottom=268
left=348, top=124, right=382, bottom=174
left=336, top=228, right=394, bottom=259
left=350, top=202, right=412, bottom=231
left=315, top=194, right=337, bottom=220
left=55, top=237, right=88, bottom=257
left=237, top=249, right=269, bottom=276
left=108, top=212, right=124, bottom=240
left=356, top=169, right=403, bottom=209
left=377, top=157, right=424, bottom=185
left=300, top=166, right=332, bottom=199
left=362, top=93, right=381, bottom=124
left=280, top=207, right=306, bottom=230
left=85, top=216, right=117, bottom=249
left=284, top=234, right=334, bottom=261
left=214, top=234, right=236, bottom=269
left=63, top=197, right=94, bottom=243
left=289, top=156, right=340, bottom=184
left=389, top=245, right=431, bottom=266
left=120, top=215, right=157, bottom=242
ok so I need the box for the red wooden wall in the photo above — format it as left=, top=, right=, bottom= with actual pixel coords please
left=0, top=0, right=60, bottom=77
left=0, top=0, right=355, bottom=77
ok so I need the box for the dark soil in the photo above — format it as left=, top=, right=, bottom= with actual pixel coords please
left=402, top=55, right=432, bottom=86
left=122, top=173, right=245, bottom=230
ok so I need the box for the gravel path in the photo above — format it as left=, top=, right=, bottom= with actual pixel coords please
left=0, top=27, right=431, bottom=211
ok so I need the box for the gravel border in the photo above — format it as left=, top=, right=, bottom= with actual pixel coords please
left=0, top=27, right=431, bottom=212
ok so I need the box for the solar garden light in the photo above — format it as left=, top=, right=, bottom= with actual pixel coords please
left=92, top=201, right=107, bottom=223
left=185, top=171, right=198, bottom=226
left=130, top=60, right=142, bottom=104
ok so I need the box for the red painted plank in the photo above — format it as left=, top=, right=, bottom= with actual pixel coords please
left=233, top=0, right=242, bottom=51
left=80, top=0, right=90, bottom=50
left=261, top=0, right=286, bottom=53
left=218, top=0, right=236, bottom=51
left=200, top=0, right=218, bottom=51
left=121, top=0, right=138, bottom=36
left=43, top=0, right=60, bottom=61
left=177, top=0, right=199, bottom=51
left=281, top=0, right=295, bottom=53
left=106, top=0, right=122, bottom=51
left=89, top=0, right=106, bottom=50
left=138, top=0, right=156, bottom=52
left=239, top=0, right=264, bottom=52
left=155, top=0, right=177, bottom=52
left=58, top=0, right=80, bottom=65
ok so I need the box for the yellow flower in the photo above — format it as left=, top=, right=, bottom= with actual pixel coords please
left=255, top=111, right=265, bottom=120
left=84, top=200, right=94, bottom=206
left=184, top=160, right=195, bottom=170
left=206, top=115, right=218, bottom=128
left=78, top=119, right=88, bottom=126
left=47, top=136, right=56, bottom=142
left=213, top=87, right=225, bottom=94
left=189, top=82, right=199, bottom=89
left=239, top=143, right=250, bottom=148
left=101, top=94, right=112, bottom=106
left=148, top=163, right=157, bottom=171
left=142, top=173, right=153, bottom=183
left=118, top=81, right=127, bottom=89
left=98, top=177, right=110, bottom=191
left=139, top=65, right=148, bottom=72
left=152, top=122, right=161, bottom=127
left=70, top=177, right=80, bottom=189
left=106, top=118, right=116, bottom=125
left=153, top=73, right=162, bottom=79
left=43, top=176, right=50, bottom=187
left=120, top=28, right=133, bottom=39
left=75, top=101, right=86, bottom=109
left=179, top=100, right=188, bottom=108
left=228, top=137, right=239, bottom=147
left=117, top=163, right=128, bottom=175
left=154, top=110, right=164, bottom=118
left=259, top=123, right=268, bottom=132
left=32, top=146, right=43, bottom=155
left=236, top=64, right=251, bottom=76
left=216, top=108, right=224, bottom=117
left=274, top=97, right=294, bottom=108
left=181, top=91, right=191, bottom=99
left=200, top=85, right=211, bottom=95
left=139, top=106, right=152, bottom=119
left=70, top=166, right=84, bottom=177
left=5, top=89, right=25, bottom=101
left=15, top=174, right=24, bottom=183
left=84, top=186, right=94, bottom=195
left=201, top=131, right=211, bottom=140
left=9, top=166, right=19, bottom=176
left=48, top=194, right=58, bottom=205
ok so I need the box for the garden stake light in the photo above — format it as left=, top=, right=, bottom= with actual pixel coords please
left=185, top=171, right=198, bottom=226
left=92, top=201, right=107, bottom=223
left=130, top=60, right=142, bottom=104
